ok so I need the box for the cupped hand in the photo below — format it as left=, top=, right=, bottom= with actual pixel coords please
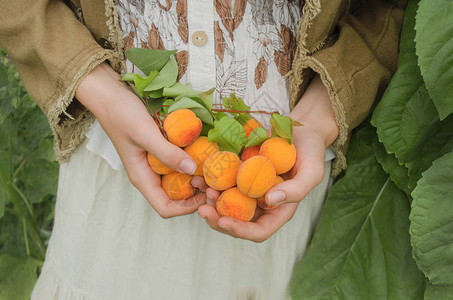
left=198, top=74, right=339, bottom=242
left=76, top=63, right=206, bottom=218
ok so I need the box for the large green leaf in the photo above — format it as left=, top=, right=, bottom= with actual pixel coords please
left=371, top=0, right=453, bottom=186
left=371, top=138, right=411, bottom=196
left=410, top=151, right=453, bottom=295
left=424, top=283, right=453, bottom=300
left=415, top=0, right=453, bottom=120
left=125, top=48, right=177, bottom=75
left=290, top=126, right=425, bottom=299
left=0, top=255, right=39, bottom=300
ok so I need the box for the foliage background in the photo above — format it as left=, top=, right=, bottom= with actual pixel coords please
left=0, top=50, right=58, bottom=299
left=1, top=0, right=452, bottom=298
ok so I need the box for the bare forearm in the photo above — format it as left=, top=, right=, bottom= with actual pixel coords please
left=289, top=75, right=339, bottom=148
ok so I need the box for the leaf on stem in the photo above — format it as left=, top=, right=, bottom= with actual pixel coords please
left=207, top=117, right=246, bottom=154
left=244, top=127, right=268, bottom=148
left=168, top=97, right=213, bottom=125
left=125, top=48, right=177, bottom=75
left=144, top=56, right=178, bottom=92
left=270, top=113, right=294, bottom=143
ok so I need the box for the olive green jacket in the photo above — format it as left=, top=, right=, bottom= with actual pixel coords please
left=0, top=0, right=407, bottom=175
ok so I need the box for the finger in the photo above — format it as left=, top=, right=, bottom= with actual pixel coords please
left=125, top=153, right=204, bottom=218
left=198, top=204, right=240, bottom=236
left=266, top=159, right=325, bottom=206
left=198, top=204, right=220, bottom=226
left=191, top=176, right=208, bottom=192
left=205, top=188, right=220, bottom=206
left=217, top=203, right=299, bottom=242
left=134, top=122, right=197, bottom=175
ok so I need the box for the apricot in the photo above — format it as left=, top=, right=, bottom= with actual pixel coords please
left=164, top=109, right=202, bottom=147
left=147, top=152, right=173, bottom=175
left=184, top=137, right=220, bottom=176
left=161, top=172, right=195, bottom=200
left=241, top=145, right=261, bottom=161
left=203, top=151, right=241, bottom=190
left=259, top=137, right=296, bottom=175
left=243, top=118, right=263, bottom=138
left=216, top=187, right=257, bottom=222
left=236, top=156, right=276, bottom=198
left=257, top=176, right=284, bottom=210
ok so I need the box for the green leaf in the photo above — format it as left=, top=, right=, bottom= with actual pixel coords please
left=410, top=151, right=453, bottom=288
left=372, top=137, right=412, bottom=195
left=270, top=113, right=293, bottom=143
left=120, top=71, right=159, bottom=97
left=197, top=88, right=214, bottom=111
left=161, top=99, right=175, bottom=115
left=208, top=118, right=246, bottom=154
left=125, top=48, right=177, bottom=75
left=415, top=0, right=453, bottom=120
left=371, top=0, right=453, bottom=186
left=213, top=111, right=228, bottom=121
left=145, top=88, right=164, bottom=99
left=163, top=82, right=199, bottom=97
left=167, top=97, right=213, bottom=126
left=290, top=125, right=425, bottom=299
left=244, top=127, right=268, bottom=148
left=143, top=56, right=178, bottom=92
left=222, top=93, right=251, bottom=124
left=424, top=283, right=453, bottom=300
left=0, top=255, right=40, bottom=300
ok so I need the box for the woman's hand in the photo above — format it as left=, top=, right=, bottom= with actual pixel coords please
left=198, top=75, right=339, bottom=242
left=76, top=62, right=206, bottom=218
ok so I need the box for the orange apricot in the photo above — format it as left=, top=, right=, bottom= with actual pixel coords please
left=243, top=118, right=263, bottom=138
left=236, top=155, right=276, bottom=198
left=161, top=172, right=195, bottom=200
left=257, top=176, right=284, bottom=210
left=203, top=151, right=241, bottom=190
left=164, top=109, right=202, bottom=147
left=216, top=187, right=257, bottom=222
left=147, top=152, right=173, bottom=175
left=259, top=137, right=296, bottom=175
left=241, top=145, right=261, bottom=161
left=184, top=137, right=220, bottom=176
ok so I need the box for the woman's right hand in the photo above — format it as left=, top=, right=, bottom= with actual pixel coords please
left=75, top=62, right=206, bottom=218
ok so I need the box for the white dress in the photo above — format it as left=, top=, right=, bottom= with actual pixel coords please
left=31, top=1, right=335, bottom=299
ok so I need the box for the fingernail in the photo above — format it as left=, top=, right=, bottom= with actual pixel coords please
left=207, top=189, right=216, bottom=200
left=268, top=190, right=286, bottom=206
left=220, top=225, right=233, bottom=233
left=178, top=158, right=197, bottom=175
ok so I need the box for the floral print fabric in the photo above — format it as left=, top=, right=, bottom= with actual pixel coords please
left=117, top=0, right=303, bottom=124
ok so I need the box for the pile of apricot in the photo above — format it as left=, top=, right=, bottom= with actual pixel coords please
left=148, top=109, right=297, bottom=222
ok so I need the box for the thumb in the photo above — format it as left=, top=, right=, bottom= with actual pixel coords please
left=265, top=160, right=325, bottom=206
left=137, top=126, right=198, bottom=175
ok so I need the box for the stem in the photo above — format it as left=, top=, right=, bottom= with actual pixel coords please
left=211, top=108, right=278, bottom=115
left=12, top=159, right=26, bottom=179
left=0, top=165, right=46, bottom=259
left=11, top=183, right=35, bottom=221
left=22, top=218, right=30, bottom=256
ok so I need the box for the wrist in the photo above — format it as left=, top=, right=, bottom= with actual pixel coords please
left=289, top=75, right=339, bottom=148
left=75, top=62, right=130, bottom=119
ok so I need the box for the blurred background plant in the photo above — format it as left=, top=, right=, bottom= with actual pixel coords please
left=0, top=50, right=58, bottom=299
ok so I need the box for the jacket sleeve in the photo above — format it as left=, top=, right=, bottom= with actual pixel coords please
left=290, top=0, right=407, bottom=175
left=0, top=0, right=122, bottom=161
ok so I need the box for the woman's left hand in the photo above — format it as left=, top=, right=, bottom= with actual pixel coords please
left=197, top=75, right=339, bottom=242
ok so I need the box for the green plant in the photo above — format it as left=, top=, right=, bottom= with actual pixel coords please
left=0, top=50, right=58, bottom=299
left=290, top=0, right=453, bottom=298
